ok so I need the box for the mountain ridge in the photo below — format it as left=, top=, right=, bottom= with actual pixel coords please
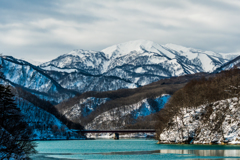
left=36, top=40, right=238, bottom=93
left=1, top=40, right=239, bottom=101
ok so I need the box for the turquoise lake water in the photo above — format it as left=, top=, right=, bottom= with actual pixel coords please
left=30, top=139, right=240, bottom=160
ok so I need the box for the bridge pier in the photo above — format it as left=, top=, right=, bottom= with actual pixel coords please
left=113, top=133, right=119, bottom=140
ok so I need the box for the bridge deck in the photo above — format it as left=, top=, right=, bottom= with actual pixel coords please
left=79, top=129, right=156, bottom=133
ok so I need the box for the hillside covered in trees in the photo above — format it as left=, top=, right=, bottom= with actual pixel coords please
left=56, top=72, right=214, bottom=130
left=156, top=67, right=240, bottom=144
left=0, top=65, right=85, bottom=143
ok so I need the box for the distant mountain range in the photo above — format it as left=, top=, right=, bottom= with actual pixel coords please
left=39, top=40, right=238, bottom=94
left=0, top=40, right=239, bottom=104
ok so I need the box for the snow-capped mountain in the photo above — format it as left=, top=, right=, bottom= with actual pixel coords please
left=42, top=40, right=231, bottom=74
left=103, top=40, right=225, bottom=73
left=39, top=40, right=235, bottom=93
left=41, top=49, right=108, bottom=75
left=0, top=56, right=77, bottom=104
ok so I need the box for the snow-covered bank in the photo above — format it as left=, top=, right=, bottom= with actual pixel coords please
left=159, top=97, right=240, bottom=144
left=86, top=133, right=155, bottom=139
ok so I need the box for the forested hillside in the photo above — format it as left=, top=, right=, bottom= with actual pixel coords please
left=56, top=72, right=213, bottom=129
left=0, top=65, right=84, bottom=142
left=157, top=67, right=240, bottom=144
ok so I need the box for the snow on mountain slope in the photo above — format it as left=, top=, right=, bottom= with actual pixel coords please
left=14, top=93, right=84, bottom=140
left=0, top=56, right=56, bottom=92
left=163, top=43, right=226, bottom=72
left=159, top=97, right=240, bottom=144
left=220, top=52, right=239, bottom=61
left=41, top=40, right=229, bottom=75
left=214, top=55, right=240, bottom=72
left=85, top=95, right=170, bottom=130
left=38, top=40, right=232, bottom=93
left=102, top=39, right=175, bottom=60
left=40, top=49, right=108, bottom=74
left=42, top=65, right=77, bottom=73
left=56, top=72, right=138, bottom=93
left=62, top=97, right=110, bottom=123
left=0, top=56, right=77, bottom=103
left=102, top=40, right=227, bottom=73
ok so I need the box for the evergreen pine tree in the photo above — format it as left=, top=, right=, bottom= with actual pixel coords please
left=0, top=65, right=37, bottom=159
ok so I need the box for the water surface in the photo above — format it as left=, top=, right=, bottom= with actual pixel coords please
left=30, top=139, right=240, bottom=160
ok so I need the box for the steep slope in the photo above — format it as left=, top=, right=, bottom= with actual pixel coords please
left=39, top=40, right=231, bottom=93
left=0, top=56, right=78, bottom=104
left=214, top=55, right=240, bottom=72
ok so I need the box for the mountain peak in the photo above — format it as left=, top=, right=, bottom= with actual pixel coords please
left=101, top=39, right=161, bottom=59
left=66, top=49, right=97, bottom=57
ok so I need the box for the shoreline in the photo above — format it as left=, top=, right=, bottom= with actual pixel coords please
left=157, top=141, right=240, bottom=145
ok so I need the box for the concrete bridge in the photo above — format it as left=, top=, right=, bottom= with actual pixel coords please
left=79, top=129, right=156, bottom=133
left=77, top=129, right=156, bottom=139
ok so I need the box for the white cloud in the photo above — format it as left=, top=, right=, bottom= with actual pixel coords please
left=0, top=0, right=239, bottom=61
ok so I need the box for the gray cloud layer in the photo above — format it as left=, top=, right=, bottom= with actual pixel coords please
left=0, top=0, right=239, bottom=61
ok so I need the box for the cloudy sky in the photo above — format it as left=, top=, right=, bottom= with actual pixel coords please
left=0, top=0, right=240, bottom=62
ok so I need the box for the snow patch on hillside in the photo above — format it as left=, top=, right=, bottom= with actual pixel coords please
left=85, top=95, right=170, bottom=130
left=63, top=97, right=110, bottom=122
left=159, top=97, right=240, bottom=144
left=135, top=67, right=146, bottom=73
left=42, top=66, right=77, bottom=73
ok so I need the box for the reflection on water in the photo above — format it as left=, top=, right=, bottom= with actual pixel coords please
left=85, top=149, right=240, bottom=159
left=160, top=149, right=240, bottom=157
left=30, top=139, right=240, bottom=160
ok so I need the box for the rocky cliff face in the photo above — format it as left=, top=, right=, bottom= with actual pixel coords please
left=159, top=97, right=240, bottom=144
